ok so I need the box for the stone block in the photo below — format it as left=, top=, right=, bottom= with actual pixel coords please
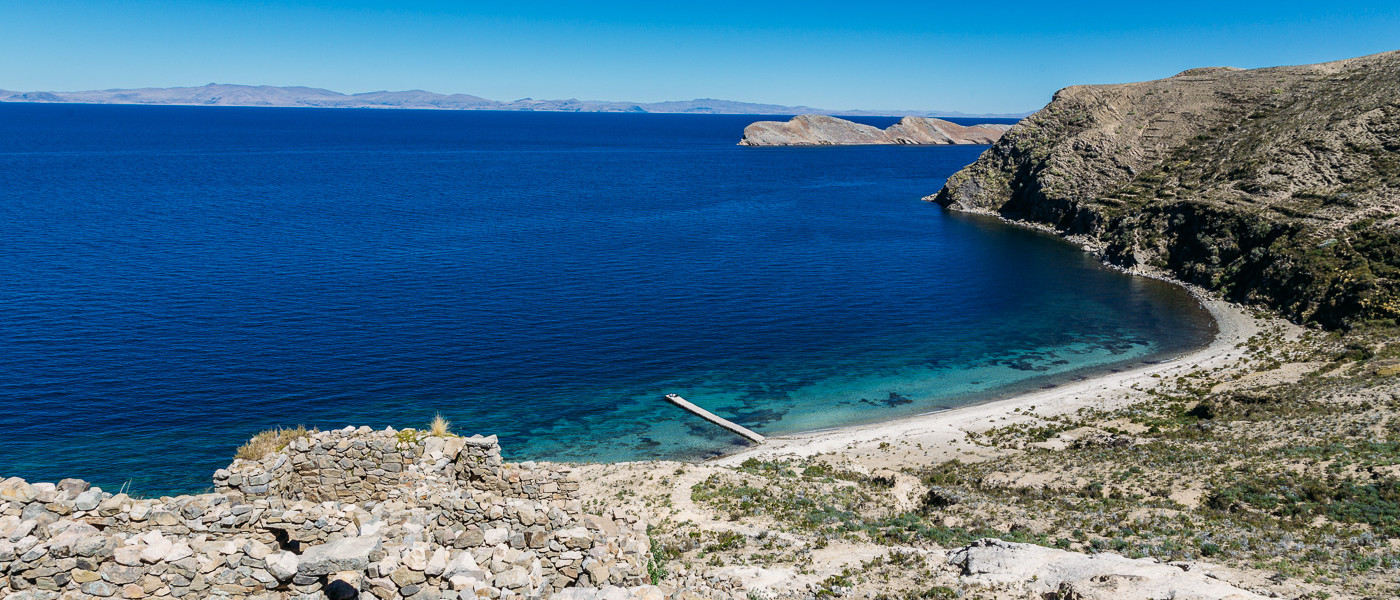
left=298, top=535, right=381, bottom=576
left=0, top=478, right=37, bottom=504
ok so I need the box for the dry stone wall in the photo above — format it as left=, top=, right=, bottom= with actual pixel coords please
left=213, top=430, right=578, bottom=507
left=0, top=426, right=683, bottom=600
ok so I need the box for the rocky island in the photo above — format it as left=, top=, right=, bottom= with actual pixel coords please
left=738, top=115, right=1012, bottom=146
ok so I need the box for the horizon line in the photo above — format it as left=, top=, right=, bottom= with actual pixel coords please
left=0, top=82, right=1036, bottom=119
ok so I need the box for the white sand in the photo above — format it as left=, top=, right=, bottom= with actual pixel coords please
left=714, top=293, right=1268, bottom=467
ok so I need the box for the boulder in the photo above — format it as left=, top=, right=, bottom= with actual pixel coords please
left=163, top=542, right=193, bottom=563
left=28, top=483, right=57, bottom=504
left=267, top=551, right=299, bottom=581
left=55, top=479, right=89, bottom=500
left=139, top=533, right=173, bottom=563
left=94, top=492, right=126, bottom=515
left=402, top=544, right=428, bottom=570
left=390, top=566, right=426, bottom=588
left=79, top=581, right=118, bottom=597
left=483, top=527, right=509, bottom=546
left=114, top=545, right=143, bottom=566
left=100, top=563, right=142, bottom=585
left=298, top=535, right=381, bottom=576
left=425, top=548, right=449, bottom=577
left=443, top=550, right=483, bottom=578
left=494, top=566, right=531, bottom=590
left=0, top=478, right=36, bottom=504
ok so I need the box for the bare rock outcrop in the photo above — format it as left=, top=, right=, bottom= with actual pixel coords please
left=739, top=115, right=1011, bottom=146
left=950, top=538, right=1269, bottom=599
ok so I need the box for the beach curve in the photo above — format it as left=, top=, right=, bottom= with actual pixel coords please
left=712, top=290, right=1271, bottom=467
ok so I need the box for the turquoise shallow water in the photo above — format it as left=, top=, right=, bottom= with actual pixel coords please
left=0, top=104, right=1216, bottom=495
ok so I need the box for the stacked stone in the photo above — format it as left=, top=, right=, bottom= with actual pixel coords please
left=0, top=427, right=652, bottom=600
left=0, top=476, right=292, bottom=600
left=553, top=583, right=746, bottom=600
left=212, top=426, right=449, bottom=503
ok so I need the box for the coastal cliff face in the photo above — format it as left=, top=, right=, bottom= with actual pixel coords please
left=739, top=115, right=1011, bottom=146
left=932, top=50, right=1400, bottom=328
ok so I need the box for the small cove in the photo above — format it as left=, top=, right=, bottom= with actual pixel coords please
left=0, top=104, right=1216, bottom=494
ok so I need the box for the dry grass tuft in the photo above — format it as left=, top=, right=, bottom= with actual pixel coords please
left=430, top=413, right=452, bottom=437
left=235, top=425, right=310, bottom=461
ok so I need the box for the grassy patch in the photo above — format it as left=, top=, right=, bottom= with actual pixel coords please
left=430, top=413, right=453, bottom=437
left=1208, top=472, right=1400, bottom=536
left=234, top=425, right=311, bottom=461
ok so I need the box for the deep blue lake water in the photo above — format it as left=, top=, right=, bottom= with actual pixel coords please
left=0, top=104, right=1215, bottom=495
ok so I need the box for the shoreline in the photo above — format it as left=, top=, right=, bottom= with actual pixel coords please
left=711, top=267, right=1268, bottom=467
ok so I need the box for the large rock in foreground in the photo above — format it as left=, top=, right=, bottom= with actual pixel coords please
left=739, top=114, right=1012, bottom=146
left=932, top=49, right=1400, bottom=328
left=951, top=539, right=1269, bottom=599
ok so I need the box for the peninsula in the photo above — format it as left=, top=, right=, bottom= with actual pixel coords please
left=738, top=115, right=1012, bottom=146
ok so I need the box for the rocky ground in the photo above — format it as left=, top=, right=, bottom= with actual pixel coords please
left=0, top=430, right=663, bottom=600
left=575, top=315, right=1400, bottom=600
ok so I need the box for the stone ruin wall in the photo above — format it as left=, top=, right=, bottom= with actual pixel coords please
left=212, top=430, right=577, bottom=506
left=0, top=426, right=659, bottom=600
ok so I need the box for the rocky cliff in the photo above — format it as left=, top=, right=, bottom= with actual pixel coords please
left=739, top=115, right=1011, bottom=146
left=931, top=50, right=1400, bottom=328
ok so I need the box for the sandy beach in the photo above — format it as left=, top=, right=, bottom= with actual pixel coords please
left=710, top=290, right=1274, bottom=469
left=571, top=286, right=1324, bottom=599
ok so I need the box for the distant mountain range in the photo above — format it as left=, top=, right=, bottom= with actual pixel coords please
left=0, top=83, right=1029, bottom=118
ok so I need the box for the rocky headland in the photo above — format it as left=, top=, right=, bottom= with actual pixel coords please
left=738, top=115, right=1012, bottom=146
left=931, top=50, right=1400, bottom=328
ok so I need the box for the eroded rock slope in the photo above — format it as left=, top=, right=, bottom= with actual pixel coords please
left=932, top=50, right=1400, bottom=327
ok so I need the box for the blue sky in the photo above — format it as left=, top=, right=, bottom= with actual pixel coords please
left=3, top=1, right=1398, bottom=114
